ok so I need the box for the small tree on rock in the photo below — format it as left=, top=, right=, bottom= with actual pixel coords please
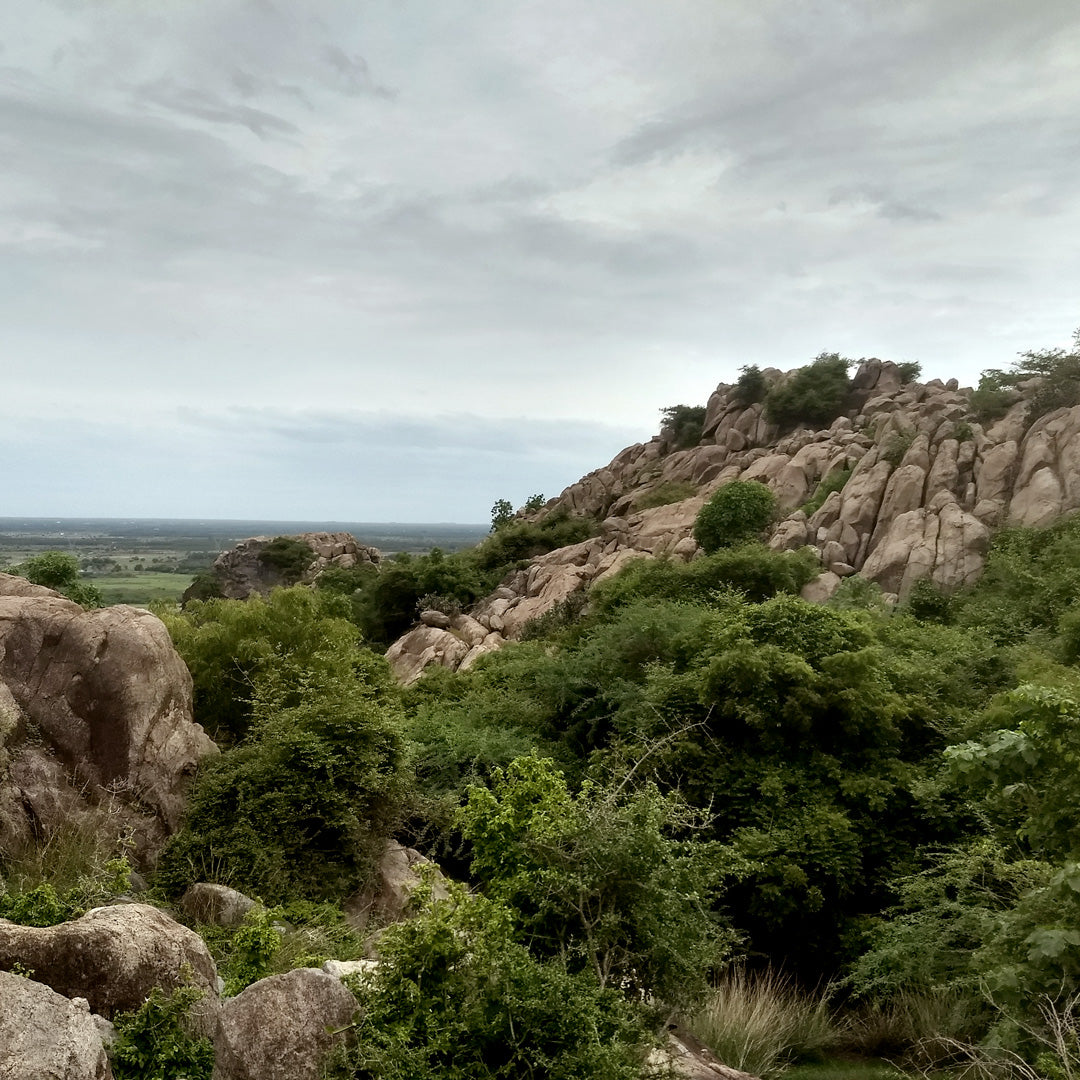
left=693, top=481, right=777, bottom=553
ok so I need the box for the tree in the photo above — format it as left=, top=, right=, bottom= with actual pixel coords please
left=11, top=550, right=102, bottom=607
left=692, top=480, right=777, bottom=553
left=490, top=499, right=514, bottom=531
left=764, top=353, right=852, bottom=428
left=659, top=405, right=707, bottom=450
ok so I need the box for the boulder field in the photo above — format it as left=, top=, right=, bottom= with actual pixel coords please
left=386, top=359, right=1080, bottom=683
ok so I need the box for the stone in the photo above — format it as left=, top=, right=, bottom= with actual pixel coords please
left=0, top=582, right=216, bottom=859
left=212, top=968, right=357, bottom=1080
left=384, top=625, right=471, bottom=686
left=181, top=883, right=258, bottom=928
left=800, top=572, right=842, bottom=603
left=0, top=971, right=113, bottom=1080
left=418, top=609, right=451, bottom=629
left=344, top=839, right=449, bottom=931
left=321, top=958, right=378, bottom=981
left=0, top=903, right=218, bottom=1018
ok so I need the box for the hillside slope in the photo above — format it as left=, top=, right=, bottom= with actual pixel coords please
left=388, top=357, right=1078, bottom=682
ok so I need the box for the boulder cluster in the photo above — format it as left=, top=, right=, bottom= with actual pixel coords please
left=386, top=359, right=1080, bottom=683
left=188, top=531, right=380, bottom=602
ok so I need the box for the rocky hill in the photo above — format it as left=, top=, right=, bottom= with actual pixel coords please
left=387, top=357, right=1080, bottom=683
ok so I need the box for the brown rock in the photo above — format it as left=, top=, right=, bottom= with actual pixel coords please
left=0, top=903, right=218, bottom=1018
left=0, top=971, right=113, bottom=1080
left=0, top=583, right=215, bottom=856
left=212, top=968, right=357, bottom=1080
left=181, top=883, right=258, bottom=928
left=344, top=839, right=449, bottom=931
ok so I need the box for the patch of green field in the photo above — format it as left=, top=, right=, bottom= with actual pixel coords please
left=86, top=573, right=191, bottom=606
left=785, top=1060, right=910, bottom=1080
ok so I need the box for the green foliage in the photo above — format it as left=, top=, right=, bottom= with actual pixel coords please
left=764, top=353, right=852, bottom=429
left=472, top=511, right=597, bottom=574
left=220, top=905, right=284, bottom=995
left=693, top=480, right=778, bottom=552
left=881, top=431, right=915, bottom=469
left=733, top=364, right=768, bottom=406
left=111, top=985, right=215, bottom=1080
left=10, top=550, right=102, bottom=607
left=0, top=857, right=131, bottom=926
left=970, top=377, right=1014, bottom=423
left=801, top=467, right=853, bottom=517
left=896, top=362, right=922, bottom=384
left=157, top=666, right=405, bottom=902
left=334, top=883, right=651, bottom=1080
left=590, top=546, right=820, bottom=611
left=523, top=493, right=545, bottom=514
left=159, top=586, right=385, bottom=744
left=459, top=756, right=732, bottom=1008
left=660, top=404, right=708, bottom=450
left=490, top=498, right=514, bottom=531
left=905, top=579, right=953, bottom=624
left=257, top=536, right=315, bottom=583
left=979, top=328, right=1080, bottom=420
left=633, top=480, right=698, bottom=510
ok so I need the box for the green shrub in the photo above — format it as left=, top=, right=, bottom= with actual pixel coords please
left=156, top=668, right=405, bottom=902
left=764, top=353, right=852, bottom=429
left=334, top=884, right=650, bottom=1080
left=733, top=364, right=768, bottom=406
left=257, top=536, right=315, bottom=583
left=801, top=467, right=853, bottom=516
left=9, top=551, right=102, bottom=607
left=897, top=362, right=922, bottom=384
left=111, top=985, right=215, bottom=1080
left=970, top=379, right=1013, bottom=423
left=906, top=579, right=953, bottom=623
left=633, top=480, right=698, bottom=510
left=881, top=431, right=915, bottom=468
left=693, top=480, right=778, bottom=552
left=660, top=404, right=708, bottom=450
left=977, top=327, right=1080, bottom=420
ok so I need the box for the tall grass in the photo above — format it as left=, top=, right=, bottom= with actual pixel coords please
left=685, top=967, right=840, bottom=1079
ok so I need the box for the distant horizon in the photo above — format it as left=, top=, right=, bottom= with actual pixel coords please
left=0, top=516, right=490, bottom=528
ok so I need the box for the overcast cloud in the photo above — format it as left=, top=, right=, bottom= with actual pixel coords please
left=2, top=0, right=1079, bottom=520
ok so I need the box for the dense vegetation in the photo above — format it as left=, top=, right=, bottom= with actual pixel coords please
left=13, top=345, right=1080, bottom=1076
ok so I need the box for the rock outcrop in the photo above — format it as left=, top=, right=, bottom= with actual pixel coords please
left=0, top=971, right=114, bottom=1080
left=0, top=903, right=219, bottom=1019
left=181, top=883, right=258, bottom=928
left=387, top=360, right=1080, bottom=683
left=211, top=967, right=357, bottom=1080
left=0, top=578, right=216, bottom=860
left=343, top=839, right=449, bottom=931
left=189, top=531, right=380, bottom=602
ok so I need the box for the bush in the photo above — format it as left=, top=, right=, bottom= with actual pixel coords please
left=693, top=481, right=777, bottom=553
left=334, top=884, right=651, bottom=1080
left=10, top=550, right=102, bottom=607
left=156, top=668, right=405, bottom=902
left=897, top=361, right=923, bottom=383
left=660, top=404, right=708, bottom=450
left=633, top=480, right=698, bottom=510
left=257, top=536, right=315, bottom=583
left=764, top=353, right=852, bottom=429
left=801, top=467, right=853, bottom=516
left=978, top=328, right=1080, bottom=420
left=733, top=364, right=768, bottom=406
left=111, top=985, right=215, bottom=1080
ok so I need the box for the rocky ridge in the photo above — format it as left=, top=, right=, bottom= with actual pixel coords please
left=189, top=531, right=380, bottom=602
left=387, top=359, right=1080, bottom=683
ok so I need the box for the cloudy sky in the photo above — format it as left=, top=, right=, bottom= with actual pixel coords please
left=2, top=0, right=1079, bottom=521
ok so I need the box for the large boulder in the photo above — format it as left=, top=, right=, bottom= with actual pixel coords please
left=181, top=883, right=258, bottom=928
left=189, top=531, right=380, bottom=602
left=0, top=903, right=219, bottom=1018
left=0, top=579, right=216, bottom=859
left=0, top=971, right=113, bottom=1080
left=212, top=967, right=357, bottom=1080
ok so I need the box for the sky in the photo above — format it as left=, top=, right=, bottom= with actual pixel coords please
left=2, top=0, right=1079, bottom=521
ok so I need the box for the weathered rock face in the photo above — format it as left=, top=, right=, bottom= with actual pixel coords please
left=386, top=360, right=1080, bottom=684
left=181, top=883, right=258, bottom=928
left=190, top=531, right=380, bottom=602
left=0, top=971, right=114, bottom=1080
left=0, top=903, right=219, bottom=1018
left=212, top=967, right=357, bottom=1080
left=0, top=579, right=216, bottom=859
